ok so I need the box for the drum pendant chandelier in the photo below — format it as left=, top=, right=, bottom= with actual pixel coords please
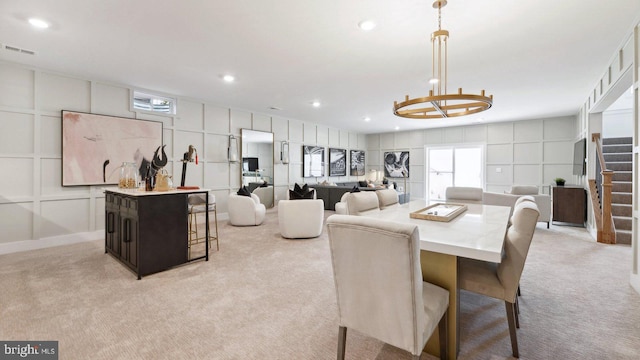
left=393, top=0, right=493, bottom=119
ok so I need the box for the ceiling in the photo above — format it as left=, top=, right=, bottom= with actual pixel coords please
left=1, top=0, right=639, bottom=134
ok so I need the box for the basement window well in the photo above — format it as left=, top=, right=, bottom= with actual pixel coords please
left=132, top=91, right=176, bottom=115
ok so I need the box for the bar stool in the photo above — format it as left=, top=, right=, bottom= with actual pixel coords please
left=188, top=192, right=219, bottom=258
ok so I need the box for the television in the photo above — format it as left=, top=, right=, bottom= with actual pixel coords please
left=573, top=138, right=586, bottom=175
left=243, top=157, right=259, bottom=172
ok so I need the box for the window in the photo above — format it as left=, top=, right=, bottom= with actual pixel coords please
left=132, top=91, right=176, bottom=115
left=426, top=145, right=484, bottom=201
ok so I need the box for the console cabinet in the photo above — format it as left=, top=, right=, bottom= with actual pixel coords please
left=105, top=189, right=192, bottom=279
left=552, top=186, right=586, bottom=226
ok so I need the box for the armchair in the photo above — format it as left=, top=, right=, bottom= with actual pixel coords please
left=228, top=193, right=266, bottom=226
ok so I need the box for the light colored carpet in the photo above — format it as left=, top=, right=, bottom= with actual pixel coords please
left=1, top=208, right=638, bottom=360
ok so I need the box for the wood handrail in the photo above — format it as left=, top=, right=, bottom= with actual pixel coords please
left=590, top=133, right=616, bottom=244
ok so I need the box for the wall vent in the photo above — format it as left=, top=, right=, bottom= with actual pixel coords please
left=2, top=43, right=36, bottom=55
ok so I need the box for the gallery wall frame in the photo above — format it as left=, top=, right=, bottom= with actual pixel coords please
left=383, top=151, right=410, bottom=178
left=350, top=150, right=365, bottom=176
left=303, top=145, right=325, bottom=177
left=61, top=110, right=163, bottom=186
left=329, top=148, right=347, bottom=177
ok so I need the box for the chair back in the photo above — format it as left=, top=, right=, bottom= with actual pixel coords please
left=326, top=215, right=425, bottom=355
left=497, top=201, right=539, bottom=300
left=445, top=187, right=483, bottom=203
left=346, top=191, right=380, bottom=215
left=376, top=188, right=399, bottom=209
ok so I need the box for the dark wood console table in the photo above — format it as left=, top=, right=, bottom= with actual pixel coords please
left=104, top=188, right=210, bottom=279
left=552, top=185, right=586, bottom=226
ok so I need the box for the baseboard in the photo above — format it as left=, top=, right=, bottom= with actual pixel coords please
left=631, top=273, right=640, bottom=295
left=0, top=230, right=103, bottom=255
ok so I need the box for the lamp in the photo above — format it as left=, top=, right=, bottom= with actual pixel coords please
left=228, top=135, right=238, bottom=163
left=280, top=141, right=289, bottom=164
left=393, top=0, right=493, bottom=119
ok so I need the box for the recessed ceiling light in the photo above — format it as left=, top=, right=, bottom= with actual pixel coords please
left=312, top=101, right=321, bottom=107
left=28, top=18, right=49, bottom=29
left=476, top=118, right=484, bottom=123
left=429, top=78, right=439, bottom=84
left=223, top=75, right=235, bottom=83
left=358, top=20, right=376, bottom=31
left=394, top=126, right=400, bottom=131
left=364, top=117, right=371, bottom=122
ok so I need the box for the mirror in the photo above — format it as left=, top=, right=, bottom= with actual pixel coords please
left=241, top=129, right=274, bottom=208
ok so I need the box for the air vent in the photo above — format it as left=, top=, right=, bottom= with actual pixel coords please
left=269, top=106, right=282, bottom=111
left=2, top=43, right=36, bottom=55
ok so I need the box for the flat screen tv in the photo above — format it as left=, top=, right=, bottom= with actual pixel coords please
left=243, top=157, right=259, bottom=172
left=573, top=138, right=586, bottom=175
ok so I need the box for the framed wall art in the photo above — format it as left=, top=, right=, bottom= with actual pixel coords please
left=350, top=150, right=365, bottom=176
left=303, top=145, right=325, bottom=177
left=62, top=110, right=163, bottom=186
left=383, top=151, right=410, bottom=178
left=329, top=148, right=347, bottom=176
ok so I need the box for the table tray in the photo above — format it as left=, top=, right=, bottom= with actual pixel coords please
left=409, top=203, right=468, bottom=222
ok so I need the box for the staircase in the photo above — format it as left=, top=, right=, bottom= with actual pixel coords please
left=602, top=137, right=633, bottom=245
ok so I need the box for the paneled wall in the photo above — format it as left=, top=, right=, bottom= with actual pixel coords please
left=0, top=60, right=365, bottom=251
left=366, top=116, right=577, bottom=199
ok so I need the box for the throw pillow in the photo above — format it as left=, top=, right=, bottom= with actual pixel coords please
left=289, top=189, right=315, bottom=200
left=350, top=186, right=361, bottom=193
left=358, top=180, right=368, bottom=187
left=259, top=182, right=268, bottom=187
left=237, top=186, right=251, bottom=197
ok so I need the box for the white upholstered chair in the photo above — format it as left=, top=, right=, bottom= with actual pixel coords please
left=334, top=191, right=380, bottom=216
left=445, top=187, right=483, bottom=203
left=252, top=185, right=274, bottom=208
left=277, top=198, right=324, bottom=239
left=458, top=201, right=540, bottom=358
left=228, top=193, right=266, bottom=226
left=326, top=215, right=449, bottom=360
left=375, top=188, right=399, bottom=210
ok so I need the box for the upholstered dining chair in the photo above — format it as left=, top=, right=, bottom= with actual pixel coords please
left=326, top=215, right=449, bottom=360
left=335, top=191, right=380, bottom=216
left=445, top=186, right=483, bottom=203
left=375, top=188, right=399, bottom=210
left=228, top=193, right=266, bottom=226
left=458, top=201, right=539, bottom=358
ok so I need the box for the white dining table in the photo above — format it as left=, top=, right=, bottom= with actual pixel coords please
left=362, top=199, right=512, bottom=360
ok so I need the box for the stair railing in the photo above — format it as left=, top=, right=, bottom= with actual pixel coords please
left=590, top=133, right=616, bottom=244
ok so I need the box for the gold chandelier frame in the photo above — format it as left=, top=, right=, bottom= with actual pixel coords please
left=393, top=0, right=492, bottom=119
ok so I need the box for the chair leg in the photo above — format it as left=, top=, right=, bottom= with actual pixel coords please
left=438, top=310, right=448, bottom=360
left=547, top=221, right=550, bottom=229
left=514, top=297, right=520, bottom=328
left=505, top=301, right=519, bottom=358
left=337, top=326, right=347, bottom=360
left=517, top=284, right=521, bottom=297
left=412, top=355, right=421, bottom=360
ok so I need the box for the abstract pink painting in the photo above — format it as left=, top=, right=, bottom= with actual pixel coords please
left=62, top=111, right=163, bottom=186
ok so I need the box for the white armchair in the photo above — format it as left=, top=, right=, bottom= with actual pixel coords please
left=228, top=193, right=266, bottom=226
left=252, top=186, right=274, bottom=208
left=278, top=199, right=324, bottom=239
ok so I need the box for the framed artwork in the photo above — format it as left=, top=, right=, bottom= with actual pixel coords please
left=383, top=151, right=410, bottom=178
left=329, top=148, right=347, bottom=176
left=350, top=150, right=365, bottom=176
left=62, top=110, right=163, bottom=186
left=303, top=145, right=325, bottom=177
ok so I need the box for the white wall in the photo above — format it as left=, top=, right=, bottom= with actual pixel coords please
left=0, top=60, right=366, bottom=253
left=366, top=117, right=577, bottom=200
left=603, top=109, right=634, bottom=138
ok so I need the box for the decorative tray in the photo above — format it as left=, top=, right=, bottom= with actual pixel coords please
left=409, top=203, right=468, bottom=222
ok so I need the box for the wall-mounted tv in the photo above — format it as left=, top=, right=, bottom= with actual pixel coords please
left=573, top=138, right=586, bottom=176
left=243, top=157, right=259, bottom=172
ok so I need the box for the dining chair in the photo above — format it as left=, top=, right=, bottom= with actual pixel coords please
left=375, top=188, right=399, bottom=210
left=458, top=201, right=539, bottom=358
left=445, top=187, right=483, bottom=203
left=326, top=214, right=449, bottom=360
